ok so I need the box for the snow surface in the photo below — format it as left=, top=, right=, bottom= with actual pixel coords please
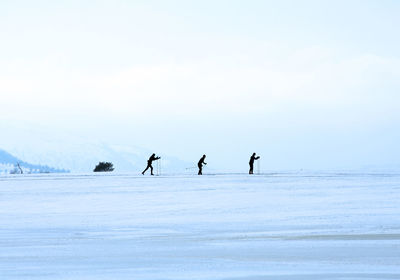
left=1, top=172, right=400, bottom=279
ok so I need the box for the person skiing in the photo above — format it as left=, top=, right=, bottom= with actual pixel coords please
left=198, top=154, right=207, bottom=175
left=142, top=153, right=161, bottom=175
left=249, top=152, right=260, bottom=174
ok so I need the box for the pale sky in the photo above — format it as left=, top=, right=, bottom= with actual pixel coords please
left=1, top=0, right=400, bottom=170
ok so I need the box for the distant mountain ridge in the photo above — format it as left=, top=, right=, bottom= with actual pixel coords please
left=6, top=142, right=191, bottom=173
left=0, top=121, right=192, bottom=174
left=0, top=149, right=69, bottom=174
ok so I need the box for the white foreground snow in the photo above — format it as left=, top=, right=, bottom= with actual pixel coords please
left=0, top=172, right=399, bottom=279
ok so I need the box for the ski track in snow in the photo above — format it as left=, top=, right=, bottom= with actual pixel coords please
left=0, top=172, right=400, bottom=280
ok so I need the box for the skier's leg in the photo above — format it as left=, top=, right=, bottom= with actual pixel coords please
left=249, top=163, right=253, bottom=174
left=142, top=165, right=149, bottom=175
left=150, top=165, right=154, bottom=175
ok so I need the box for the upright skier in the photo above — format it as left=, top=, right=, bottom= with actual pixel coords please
left=142, top=153, right=161, bottom=175
left=198, top=154, right=207, bottom=175
left=249, top=153, right=260, bottom=174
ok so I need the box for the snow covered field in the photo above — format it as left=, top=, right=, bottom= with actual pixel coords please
left=1, top=172, right=399, bottom=280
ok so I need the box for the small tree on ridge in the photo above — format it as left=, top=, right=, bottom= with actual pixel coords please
left=93, top=162, right=114, bottom=172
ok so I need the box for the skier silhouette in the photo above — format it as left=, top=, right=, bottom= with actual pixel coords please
left=198, top=154, right=207, bottom=175
left=142, top=153, right=161, bottom=175
left=249, top=153, right=260, bottom=174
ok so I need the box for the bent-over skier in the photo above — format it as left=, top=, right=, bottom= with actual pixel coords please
left=198, top=154, right=207, bottom=175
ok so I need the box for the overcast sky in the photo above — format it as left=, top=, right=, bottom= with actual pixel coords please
left=1, top=0, right=399, bottom=171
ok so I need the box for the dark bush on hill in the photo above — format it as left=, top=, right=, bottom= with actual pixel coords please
left=93, top=162, right=114, bottom=172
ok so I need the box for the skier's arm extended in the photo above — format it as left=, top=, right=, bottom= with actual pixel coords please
left=255, top=156, right=260, bottom=160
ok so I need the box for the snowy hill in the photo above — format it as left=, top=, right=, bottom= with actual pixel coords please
left=0, top=149, right=68, bottom=174
left=0, top=121, right=190, bottom=173
left=0, top=120, right=195, bottom=173
left=4, top=142, right=191, bottom=173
